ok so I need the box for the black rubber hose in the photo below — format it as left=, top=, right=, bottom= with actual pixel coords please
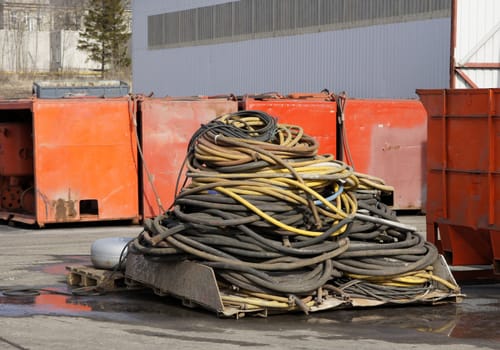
left=173, top=205, right=260, bottom=226
left=214, top=259, right=334, bottom=294
left=175, top=196, right=295, bottom=212
left=203, top=208, right=346, bottom=256
left=164, top=233, right=349, bottom=271
left=357, top=199, right=398, bottom=221
left=335, top=279, right=433, bottom=302
left=339, top=246, right=428, bottom=259
left=332, top=242, right=438, bottom=276
left=343, top=232, right=422, bottom=252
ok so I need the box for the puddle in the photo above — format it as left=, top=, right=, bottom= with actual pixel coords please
left=2, top=254, right=204, bottom=321
left=0, top=288, right=91, bottom=316
left=297, top=284, right=500, bottom=343
left=2, top=283, right=498, bottom=344
left=0, top=285, right=203, bottom=321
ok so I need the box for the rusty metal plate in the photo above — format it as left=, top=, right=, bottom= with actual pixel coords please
left=124, top=253, right=461, bottom=317
left=125, top=253, right=224, bottom=313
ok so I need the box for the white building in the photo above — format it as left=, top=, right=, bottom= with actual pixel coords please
left=450, top=0, right=500, bottom=89
left=0, top=0, right=96, bottom=72
left=0, top=0, right=132, bottom=74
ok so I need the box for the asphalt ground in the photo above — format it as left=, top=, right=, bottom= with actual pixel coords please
left=0, top=215, right=498, bottom=350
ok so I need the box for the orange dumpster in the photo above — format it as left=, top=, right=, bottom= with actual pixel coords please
left=0, top=97, right=140, bottom=226
left=418, top=88, right=500, bottom=271
left=240, top=93, right=427, bottom=210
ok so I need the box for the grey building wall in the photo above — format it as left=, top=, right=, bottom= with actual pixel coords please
left=132, top=0, right=451, bottom=99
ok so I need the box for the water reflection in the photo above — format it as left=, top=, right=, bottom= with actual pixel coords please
left=0, top=287, right=91, bottom=315
left=303, top=284, right=500, bottom=341
left=0, top=287, right=197, bottom=318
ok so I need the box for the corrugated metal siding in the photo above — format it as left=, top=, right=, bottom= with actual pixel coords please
left=146, top=0, right=450, bottom=49
left=135, top=0, right=233, bottom=14
left=454, top=0, right=500, bottom=88
left=132, top=17, right=450, bottom=98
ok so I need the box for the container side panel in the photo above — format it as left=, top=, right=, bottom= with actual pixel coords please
left=447, top=117, right=488, bottom=171
left=32, top=99, right=139, bottom=224
left=244, top=97, right=427, bottom=210
left=343, top=99, right=427, bottom=210
left=141, top=99, right=238, bottom=218
left=445, top=90, right=490, bottom=117
left=446, top=172, right=489, bottom=229
left=438, top=224, right=493, bottom=265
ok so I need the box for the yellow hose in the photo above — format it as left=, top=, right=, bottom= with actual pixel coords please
left=221, top=295, right=315, bottom=310
left=214, top=186, right=348, bottom=237
left=346, top=268, right=458, bottom=292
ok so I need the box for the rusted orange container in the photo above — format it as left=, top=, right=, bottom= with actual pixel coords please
left=418, top=88, right=500, bottom=270
left=241, top=94, right=427, bottom=210
left=139, top=97, right=238, bottom=218
left=0, top=97, right=139, bottom=226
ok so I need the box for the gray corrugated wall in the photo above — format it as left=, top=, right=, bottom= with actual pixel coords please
left=132, top=1, right=451, bottom=98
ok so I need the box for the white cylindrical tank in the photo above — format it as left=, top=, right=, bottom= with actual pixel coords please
left=90, top=237, right=133, bottom=270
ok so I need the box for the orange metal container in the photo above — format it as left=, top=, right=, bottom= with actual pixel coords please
left=343, top=99, right=427, bottom=210
left=418, top=88, right=500, bottom=270
left=139, top=97, right=238, bottom=218
left=0, top=98, right=139, bottom=226
left=241, top=94, right=427, bottom=210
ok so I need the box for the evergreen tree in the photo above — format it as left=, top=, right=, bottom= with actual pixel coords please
left=78, top=0, right=131, bottom=78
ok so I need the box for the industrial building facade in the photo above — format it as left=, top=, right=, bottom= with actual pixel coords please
left=132, top=0, right=452, bottom=98
left=146, top=0, right=450, bottom=49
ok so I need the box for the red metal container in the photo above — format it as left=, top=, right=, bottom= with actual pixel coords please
left=344, top=99, right=427, bottom=210
left=139, top=97, right=238, bottom=219
left=0, top=98, right=140, bottom=226
left=417, top=88, right=500, bottom=270
left=241, top=94, right=427, bottom=210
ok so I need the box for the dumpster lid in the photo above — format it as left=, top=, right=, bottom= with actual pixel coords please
left=32, top=80, right=130, bottom=99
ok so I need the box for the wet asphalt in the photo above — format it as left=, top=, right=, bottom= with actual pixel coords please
left=0, top=217, right=499, bottom=350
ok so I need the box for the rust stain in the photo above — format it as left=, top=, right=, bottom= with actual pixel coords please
left=381, top=143, right=402, bottom=151
left=53, top=198, right=78, bottom=221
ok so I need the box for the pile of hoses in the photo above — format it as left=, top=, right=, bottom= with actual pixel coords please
left=132, top=110, right=458, bottom=312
